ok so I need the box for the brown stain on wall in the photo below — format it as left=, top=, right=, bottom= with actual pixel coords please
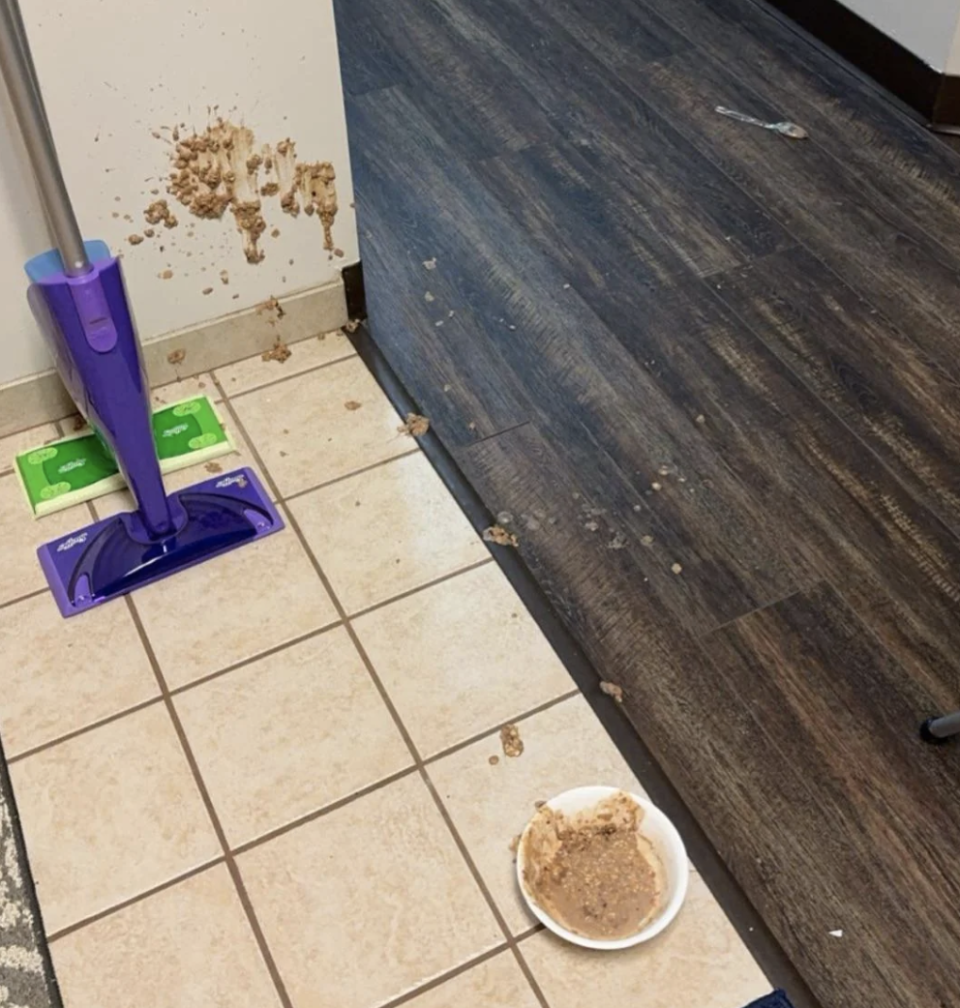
left=149, top=119, right=339, bottom=264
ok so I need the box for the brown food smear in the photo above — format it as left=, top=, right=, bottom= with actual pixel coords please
left=261, top=339, right=291, bottom=363
left=521, top=792, right=664, bottom=940
left=144, top=199, right=178, bottom=229
left=397, top=413, right=430, bottom=437
left=500, top=723, right=524, bottom=758
left=147, top=120, right=338, bottom=263
left=483, top=525, right=518, bottom=548
left=599, top=681, right=624, bottom=704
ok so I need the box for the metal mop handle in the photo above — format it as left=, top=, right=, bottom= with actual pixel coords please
left=0, top=0, right=89, bottom=275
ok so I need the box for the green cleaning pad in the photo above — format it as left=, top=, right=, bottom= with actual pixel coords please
left=15, top=395, right=235, bottom=518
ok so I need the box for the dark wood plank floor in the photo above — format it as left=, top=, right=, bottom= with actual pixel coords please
left=335, top=0, right=960, bottom=1004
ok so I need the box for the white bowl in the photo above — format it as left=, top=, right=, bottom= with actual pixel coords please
left=516, top=785, right=689, bottom=950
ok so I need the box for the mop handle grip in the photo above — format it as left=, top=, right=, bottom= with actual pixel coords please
left=0, top=0, right=90, bottom=276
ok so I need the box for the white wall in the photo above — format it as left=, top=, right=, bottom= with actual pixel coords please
left=948, top=18, right=960, bottom=72
left=840, top=0, right=960, bottom=71
left=0, top=0, right=357, bottom=385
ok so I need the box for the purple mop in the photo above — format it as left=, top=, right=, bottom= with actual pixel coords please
left=0, top=0, right=283, bottom=617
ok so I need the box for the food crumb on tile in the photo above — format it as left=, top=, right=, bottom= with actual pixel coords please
left=201, top=286, right=213, bottom=295
left=500, top=723, right=524, bottom=758
left=344, top=400, right=363, bottom=411
left=159, top=269, right=174, bottom=280
left=261, top=338, right=291, bottom=363
left=422, top=257, right=437, bottom=270
left=651, top=482, right=662, bottom=491
left=127, top=234, right=144, bottom=245
left=671, top=562, right=683, bottom=574
left=343, top=319, right=360, bottom=333
left=167, top=348, right=186, bottom=365
left=205, top=462, right=223, bottom=474
left=488, top=755, right=500, bottom=766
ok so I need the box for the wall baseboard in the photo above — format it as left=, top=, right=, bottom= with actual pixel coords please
left=763, top=0, right=960, bottom=129
left=0, top=278, right=348, bottom=438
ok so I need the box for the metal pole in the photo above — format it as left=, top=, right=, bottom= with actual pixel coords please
left=0, top=0, right=89, bottom=275
left=920, top=710, right=960, bottom=744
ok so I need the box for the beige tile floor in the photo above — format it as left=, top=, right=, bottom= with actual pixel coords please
left=0, top=332, right=772, bottom=1008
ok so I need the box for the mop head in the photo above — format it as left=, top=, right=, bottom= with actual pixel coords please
left=15, top=395, right=233, bottom=517
left=38, top=465, right=283, bottom=617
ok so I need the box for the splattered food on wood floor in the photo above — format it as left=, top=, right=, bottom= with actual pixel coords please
left=500, top=723, right=524, bottom=758
left=600, top=680, right=624, bottom=704
left=397, top=413, right=430, bottom=437
left=167, top=348, right=186, bottom=365
left=483, top=525, right=518, bottom=548
left=261, top=339, right=291, bottom=363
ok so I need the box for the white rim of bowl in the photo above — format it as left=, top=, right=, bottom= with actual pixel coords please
left=515, top=786, right=689, bottom=950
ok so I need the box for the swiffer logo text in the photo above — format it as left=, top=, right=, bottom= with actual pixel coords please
left=161, top=424, right=189, bottom=438
left=57, top=459, right=86, bottom=474
left=56, top=532, right=89, bottom=553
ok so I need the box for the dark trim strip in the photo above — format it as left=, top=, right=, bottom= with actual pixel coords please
left=348, top=321, right=821, bottom=1008
left=757, top=0, right=960, bottom=128
left=341, top=260, right=367, bottom=320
